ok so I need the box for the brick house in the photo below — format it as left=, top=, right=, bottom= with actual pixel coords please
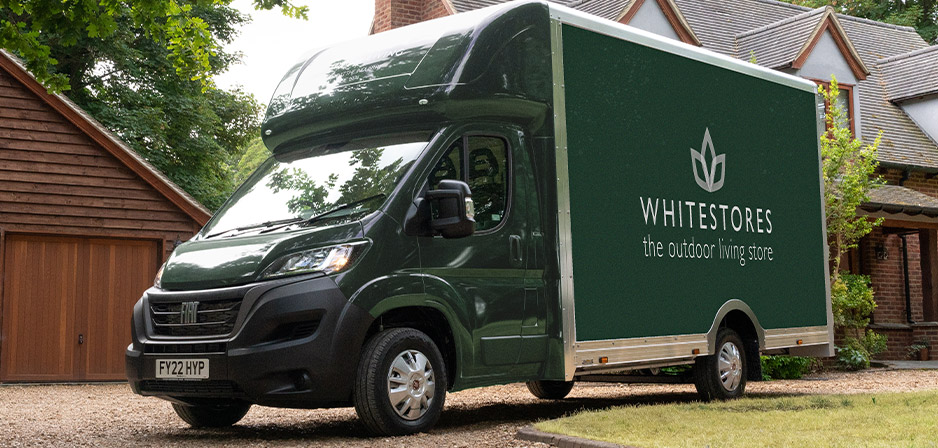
left=372, top=0, right=938, bottom=360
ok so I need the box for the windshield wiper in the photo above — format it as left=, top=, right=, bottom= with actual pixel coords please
left=203, top=195, right=386, bottom=239
left=304, top=194, right=387, bottom=226
left=204, top=217, right=305, bottom=239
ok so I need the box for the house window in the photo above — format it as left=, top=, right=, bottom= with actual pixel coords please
left=815, top=80, right=855, bottom=135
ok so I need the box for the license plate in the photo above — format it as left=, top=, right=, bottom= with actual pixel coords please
left=156, top=359, right=209, bottom=379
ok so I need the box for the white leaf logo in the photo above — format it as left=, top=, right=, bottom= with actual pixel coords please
left=690, top=128, right=725, bottom=193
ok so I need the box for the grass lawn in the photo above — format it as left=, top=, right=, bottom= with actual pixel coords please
left=535, top=391, right=938, bottom=447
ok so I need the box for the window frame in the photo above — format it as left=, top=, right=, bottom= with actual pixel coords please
left=813, top=79, right=855, bottom=135
left=427, top=132, right=514, bottom=236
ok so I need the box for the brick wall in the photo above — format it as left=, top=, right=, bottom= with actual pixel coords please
left=373, top=0, right=453, bottom=33
left=423, top=0, right=452, bottom=21
left=859, top=168, right=938, bottom=359
left=863, top=227, right=924, bottom=324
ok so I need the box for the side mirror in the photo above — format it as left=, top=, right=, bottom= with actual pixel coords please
left=426, top=180, right=475, bottom=239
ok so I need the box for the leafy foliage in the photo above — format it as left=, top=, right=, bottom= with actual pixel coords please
left=836, top=343, right=870, bottom=370
left=760, top=355, right=814, bottom=380
left=0, top=0, right=308, bottom=92
left=233, top=137, right=271, bottom=185
left=820, top=78, right=883, bottom=280
left=819, top=78, right=886, bottom=370
left=0, top=2, right=312, bottom=210
left=832, top=274, right=887, bottom=369
left=837, top=331, right=886, bottom=370
left=267, top=168, right=337, bottom=215
left=831, top=273, right=877, bottom=330
left=264, top=147, right=406, bottom=215
left=862, top=329, right=888, bottom=356
left=784, top=0, right=938, bottom=43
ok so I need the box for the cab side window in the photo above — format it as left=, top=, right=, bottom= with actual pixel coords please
left=429, top=141, right=462, bottom=190
left=428, top=136, right=509, bottom=232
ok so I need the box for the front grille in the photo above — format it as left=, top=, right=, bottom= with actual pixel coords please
left=150, top=299, right=241, bottom=337
left=139, top=380, right=242, bottom=395
left=144, top=343, right=226, bottom=354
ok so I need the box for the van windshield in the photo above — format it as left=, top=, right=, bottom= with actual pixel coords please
left=201, top=134, right=428, bottom=239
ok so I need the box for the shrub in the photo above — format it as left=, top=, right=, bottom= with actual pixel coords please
left=863, top=329, right=888, bottom=357
left=832, top=274, right=877, bottom=330
left=760, top=355, right=813, bottom=380
left=831, top=273, right=886, bottom=370
left=837, top=342, right=870, bottom=371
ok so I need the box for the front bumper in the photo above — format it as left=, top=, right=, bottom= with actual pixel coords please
left=126, top=275, right=373, bottom=408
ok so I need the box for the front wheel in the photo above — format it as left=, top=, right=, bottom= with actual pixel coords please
left=353, top=327, right=448, bottom=436
left=171, top=401, right=251, bottom=428
left=694, top=328, right=747, bottom=401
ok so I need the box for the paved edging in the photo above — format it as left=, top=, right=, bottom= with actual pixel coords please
left=516, top=425, right=633, bottom=448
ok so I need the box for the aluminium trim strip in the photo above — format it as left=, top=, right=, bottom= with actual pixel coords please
left=547, top=3, right=817, bottom=94
left=575, top=333, right=708, bottom=370
left=815, top=90, right=836, bottom=357
left=764, top=325, right=831, bottom=349
left=550, top=17, right=577, bottom=382
left=573, top=326, right=831, bottom=371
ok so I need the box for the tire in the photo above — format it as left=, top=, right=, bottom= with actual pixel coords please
left=353, top=328, right=448, bottom=436
left=694, top=328, right=747, bottom=401
left=525, top=380, right=574, bottom=399
left=171, top=401, right=251, bottom=428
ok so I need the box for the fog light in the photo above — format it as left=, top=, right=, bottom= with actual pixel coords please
left=294, top=371, right=313, bottom=391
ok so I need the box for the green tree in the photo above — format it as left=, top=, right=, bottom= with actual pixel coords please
left=784, top=0, right=937, bottom=43
left=819, top=78, right=887, bottom=369
left=336, top=147, right=404, bottom=204
left=0, top=0, right=307, bottom=92
left=1, top=1, right=307, bottom=210
left=820, top=78, right=883, bottom=280
left=233, top=136, right=271, bottom=185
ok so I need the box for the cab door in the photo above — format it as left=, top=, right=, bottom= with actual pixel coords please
left=418, top=130, right=531, bottom=377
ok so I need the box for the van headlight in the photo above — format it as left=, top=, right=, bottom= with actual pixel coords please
left=261, top=242, right=369, bottom=279
left=154, top=263, right=166, bottom=288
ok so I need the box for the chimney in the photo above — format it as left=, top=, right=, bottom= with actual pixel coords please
left=372, top=0, right=454, bottom=34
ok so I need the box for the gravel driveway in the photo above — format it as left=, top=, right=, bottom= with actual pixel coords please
left=2, top=369, right=936, bottom=448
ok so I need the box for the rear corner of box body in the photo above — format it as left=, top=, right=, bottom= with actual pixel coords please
left=548, top=13, right=578, bottom=382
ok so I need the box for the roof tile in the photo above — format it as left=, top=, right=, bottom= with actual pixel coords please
left=865, top=184, right=938, bottom=214
left=878, top=46, right=938, bottom=102
left=735, top=7, right=826, bottom=68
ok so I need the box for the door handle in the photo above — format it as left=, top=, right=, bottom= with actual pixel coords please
left=78, top=334, right=84, bottom=345
left=509, top=235, right=523, bottom=264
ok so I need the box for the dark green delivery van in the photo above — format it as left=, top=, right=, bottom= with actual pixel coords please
left=126, top=0, right=833, bottom=435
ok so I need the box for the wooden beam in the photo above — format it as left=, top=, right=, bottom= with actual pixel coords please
left=921, top=229, right=938, bottom=321
left=617, top=0, right=701, bottom=46
left=791, top=11, right=868, bottom=81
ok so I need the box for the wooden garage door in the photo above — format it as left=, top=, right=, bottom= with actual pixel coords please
left=1, top=235, right=159, bottom=382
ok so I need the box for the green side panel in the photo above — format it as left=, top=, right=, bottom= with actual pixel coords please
left=561, top=25, right=827, bottom=342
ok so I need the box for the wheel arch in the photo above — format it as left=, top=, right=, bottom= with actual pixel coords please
left=706, top=299, right=764, bottom=381
left=353, top=281, right=474, bottom=390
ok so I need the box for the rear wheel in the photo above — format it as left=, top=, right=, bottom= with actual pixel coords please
left=171, top=401, right=251, bottom=428
left=354, top=328, right=447, bottom=436
left=694, top=328, right=747, bottom=401
left=525, top=380, right=574, bottom=399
